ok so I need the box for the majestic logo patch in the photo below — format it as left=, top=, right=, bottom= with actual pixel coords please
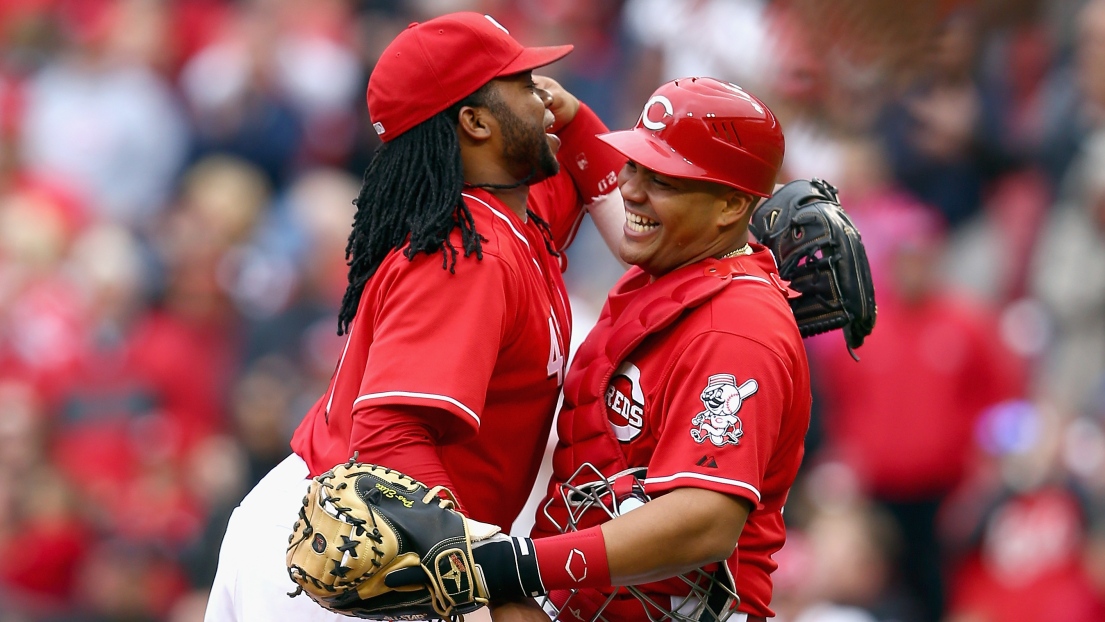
left=696, top=455, right=719, bottom=469
left=606, top=361, right=645, bottom=442
left=690, top=373, right=758, bottom=446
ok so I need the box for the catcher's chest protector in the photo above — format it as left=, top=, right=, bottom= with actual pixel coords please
left=537, top=256, right=790, bottom=539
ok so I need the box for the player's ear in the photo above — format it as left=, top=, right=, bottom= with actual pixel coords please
left=457, top=105, right=494, bottom=142
left=717, top=191, right=755, bottom=227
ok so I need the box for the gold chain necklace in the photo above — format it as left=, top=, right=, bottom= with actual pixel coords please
left=719, top=244, right=751, bottom=259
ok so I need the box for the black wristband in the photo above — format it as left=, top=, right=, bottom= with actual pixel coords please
left=472, top=536, right=546, bottom=600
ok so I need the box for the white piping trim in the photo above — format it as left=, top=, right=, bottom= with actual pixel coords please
left=463, top=193, right=529, bottom=247
left=325, top=324, right=354, bottom=415
left=645, top=472, right=761, bottom=501
left=354, top=391, right=480, bottom=426
left=561, top=201, right=587, bottom=249
left=731, top=275, right=772, bottom=287
left=462, top=192, right=544, bottom=272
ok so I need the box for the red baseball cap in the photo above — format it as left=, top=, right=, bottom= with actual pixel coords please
left=367, top=12, right=573, bottom=142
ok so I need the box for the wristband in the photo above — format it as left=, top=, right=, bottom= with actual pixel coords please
left=556, top=104, right=624, bottom=201
left=472, top=526, right=612, bottom=601
left=532, top=526, right=611, bottom=590
left=472, top=536, right=545, bottom=600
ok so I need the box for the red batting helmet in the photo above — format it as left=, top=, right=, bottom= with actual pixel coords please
left=598, top=77, right=784, bottom=198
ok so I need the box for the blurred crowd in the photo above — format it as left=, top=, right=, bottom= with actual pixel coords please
left=0, top=0, right=1103, bottom=621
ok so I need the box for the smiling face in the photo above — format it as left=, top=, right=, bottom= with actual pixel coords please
left=702, top=385, right=727, bottom=413
left=487, top=72, right=560, bottom=183
left=617, top=161, right=753, bottom=276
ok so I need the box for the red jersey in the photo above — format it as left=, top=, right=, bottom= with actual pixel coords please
left=538, top=250, right=812, bottom=618
left=949, top=487, right=1105, bottom=622
left=290, top=105, right=622, bottom=529
left=811, top=291, right=1023, bottom=499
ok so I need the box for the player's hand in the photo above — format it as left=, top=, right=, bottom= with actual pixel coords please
left=489, top=599, right=549, bottom=622
left=535, top=74, right=580, bottom=134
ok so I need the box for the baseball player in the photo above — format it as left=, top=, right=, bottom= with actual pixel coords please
left=203, top=12, right=627, bottom=621
left=437, top=78, right=810, bottom=622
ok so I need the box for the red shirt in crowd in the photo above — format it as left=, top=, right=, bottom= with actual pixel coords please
left=812, top=292, right=1024, bottom=499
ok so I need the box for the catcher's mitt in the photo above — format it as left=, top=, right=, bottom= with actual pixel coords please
left=286, top=459, right=501, bottom=620
left=749, top=178, right=876, bottom=358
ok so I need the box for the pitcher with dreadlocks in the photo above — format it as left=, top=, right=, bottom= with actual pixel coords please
left=204, top=12, right=626, bottom=622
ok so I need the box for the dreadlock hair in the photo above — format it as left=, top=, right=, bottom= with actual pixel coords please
left=336, top=84, right=495, bottom=336
left=526, top=209, right=561, bottom=258
left=463, top=180, right=561, bottom=259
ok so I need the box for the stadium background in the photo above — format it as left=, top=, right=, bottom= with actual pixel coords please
left=1, top=0, right=1104, bottom=620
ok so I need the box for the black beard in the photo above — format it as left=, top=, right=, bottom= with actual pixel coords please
left=495, top=103, right=560, bottom=184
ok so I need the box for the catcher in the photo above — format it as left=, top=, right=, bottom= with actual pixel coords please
left=286, top=77, right=875, bottom=622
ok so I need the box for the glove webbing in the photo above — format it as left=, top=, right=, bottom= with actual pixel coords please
left=287, top=466, right=389, bottom=597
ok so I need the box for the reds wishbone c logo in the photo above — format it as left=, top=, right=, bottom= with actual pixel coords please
left=640, top=95, right=674, bottom=131
left=606, top=361, right=645, bottom=441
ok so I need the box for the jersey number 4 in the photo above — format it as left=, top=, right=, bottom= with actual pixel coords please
left=547, top=316, right=564, bottom=387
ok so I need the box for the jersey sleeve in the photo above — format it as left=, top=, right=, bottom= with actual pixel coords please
left=530, top=103, right=625, bottom=252
left=349, top=405, right=468, bottom=514
left=643, top=331, right=793, bottom=509
left=351, top=249, right=518, bottom=443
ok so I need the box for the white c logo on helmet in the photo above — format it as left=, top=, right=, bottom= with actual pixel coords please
left=640, top=95, right=674, bottom=131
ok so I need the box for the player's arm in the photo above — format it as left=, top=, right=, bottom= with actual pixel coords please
left=475, top=333, right=788, bottom=602
left=601, top=487, right=750, bottom=584
left=472, top=487, right=749, bottom=608
left=584, top=190, right=630, bottom=268
left=534, top=75, right=626, bottom=260
left=348, top=250, right=518, bottom=509
left=348, top=404, right=469, bottom=512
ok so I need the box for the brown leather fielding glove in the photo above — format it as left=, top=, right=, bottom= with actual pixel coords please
left=286, top=459, right=502, bottom=620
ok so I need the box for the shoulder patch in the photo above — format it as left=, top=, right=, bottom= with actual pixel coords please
left=690, top=373, right=758, bottom=446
